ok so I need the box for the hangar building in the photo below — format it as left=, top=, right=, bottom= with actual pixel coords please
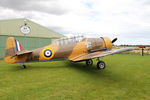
left=0, top=18, right=64, bottom=59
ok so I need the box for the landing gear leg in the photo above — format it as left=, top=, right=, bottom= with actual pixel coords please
left=86, top=59, right=93, bottom=66
left=96, top=58, right=106, bottom=70
left=97, top=57, right=100, bottom=62
left=20, top=63, right=26, bottom=69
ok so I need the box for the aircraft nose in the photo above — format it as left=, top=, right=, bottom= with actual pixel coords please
left=102, top=37, right=112, bottom=49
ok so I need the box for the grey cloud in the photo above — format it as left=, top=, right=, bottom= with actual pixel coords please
left=143, top=0, right=150, bottom=5
left=0, top=0, right=69, bottom=15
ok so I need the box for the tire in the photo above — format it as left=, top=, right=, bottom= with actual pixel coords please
left=97, top=61, right=105, bottom=70
left=86, top=59, right=93, bottom=66
left=22, top=65, right=26, bottom=69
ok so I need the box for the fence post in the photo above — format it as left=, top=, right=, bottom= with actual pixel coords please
left=142, top=48, right=144, bottom=56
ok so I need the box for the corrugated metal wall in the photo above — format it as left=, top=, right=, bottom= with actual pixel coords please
left=0, top=36, right=8, bottom=59
left=0, top=35, right=52, bottom=59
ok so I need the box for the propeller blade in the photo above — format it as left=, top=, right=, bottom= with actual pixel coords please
left=112, top=38, right=118, bottom=43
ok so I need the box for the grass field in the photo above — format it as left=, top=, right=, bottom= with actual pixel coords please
left=0, top=54, right=150, bottom=100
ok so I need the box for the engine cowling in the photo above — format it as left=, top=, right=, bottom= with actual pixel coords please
left=102, top=37, right=112, bottom=49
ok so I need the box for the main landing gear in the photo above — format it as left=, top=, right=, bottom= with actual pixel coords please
left=97, top=61, right=105, bottom=70
left=86, top=59, right=93, bottom=66
left=96, top=58, right=106, bottom=70
left=86, top=58, right=106, bottom=70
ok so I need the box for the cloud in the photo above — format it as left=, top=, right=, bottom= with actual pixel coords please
left=0, top=0, right=149, bottom=45
left=0, top=0, right=70, bottom=15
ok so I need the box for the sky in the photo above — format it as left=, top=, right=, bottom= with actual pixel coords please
left=0, top=0, right=150, bottom=45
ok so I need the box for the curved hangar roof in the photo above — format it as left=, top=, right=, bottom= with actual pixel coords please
left=0, top=18, right=64, bottom=38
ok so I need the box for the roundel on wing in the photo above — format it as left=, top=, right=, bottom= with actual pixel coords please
left=44, top=49, right=52, bottom=57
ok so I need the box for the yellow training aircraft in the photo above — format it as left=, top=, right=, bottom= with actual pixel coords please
left=4, top=36, right=133, bottom=69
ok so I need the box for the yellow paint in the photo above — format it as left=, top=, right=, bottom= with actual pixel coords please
left=68, top=39, right=88, bottom=60
left=6, top=37, right=16, bottom=49
left=103, top=37, right=112, bottom=49
left=4, top=57, right=16, bottom=63
left=4, top=55, right=28, bottom=63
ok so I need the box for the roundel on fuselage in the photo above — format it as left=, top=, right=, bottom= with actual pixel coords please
left=41, top=48, right=54, bottom=60
left=44, top=49, right=52, bottom=57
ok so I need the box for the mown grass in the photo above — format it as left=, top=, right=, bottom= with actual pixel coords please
left=0, top=54, right=150, bottom=100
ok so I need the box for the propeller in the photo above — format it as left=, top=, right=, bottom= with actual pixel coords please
left=112, top=38, right=118, bottom=43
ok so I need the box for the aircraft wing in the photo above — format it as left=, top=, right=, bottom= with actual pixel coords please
left=70, top=48, right=134, bottom=62
left=15, top=50, right=33, bottom=56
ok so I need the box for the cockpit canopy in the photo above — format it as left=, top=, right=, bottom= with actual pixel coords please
left=52, top=35, right=85, bottom=46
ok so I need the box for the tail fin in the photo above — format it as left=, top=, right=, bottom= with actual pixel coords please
left=4, top=37, right=25, bottom=63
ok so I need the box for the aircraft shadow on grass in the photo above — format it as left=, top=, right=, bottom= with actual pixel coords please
left=9, top=61, right=127, bottom=83
left=65, top=61, right=126, bottom=82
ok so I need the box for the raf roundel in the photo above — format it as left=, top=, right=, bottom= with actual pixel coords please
left=44, top=49, right=52, bottom=58
left=41, top=48, right=54, bottom=60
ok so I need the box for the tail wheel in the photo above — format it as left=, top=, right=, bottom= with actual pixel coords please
left=97, top=61, right=106, bottom=70
left=22, top=65, right=26, bottom=69
left=86, top=59, right=93, bottom=66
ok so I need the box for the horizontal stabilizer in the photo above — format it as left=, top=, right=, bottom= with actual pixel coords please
left=15, top=50, right=33, bottom=56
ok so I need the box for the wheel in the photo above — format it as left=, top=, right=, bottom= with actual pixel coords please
left=22, top=65, right=26, bottom=69
left=86, top=59, right=93, bottom=66
left=97, top=61, right=105, bottom=70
